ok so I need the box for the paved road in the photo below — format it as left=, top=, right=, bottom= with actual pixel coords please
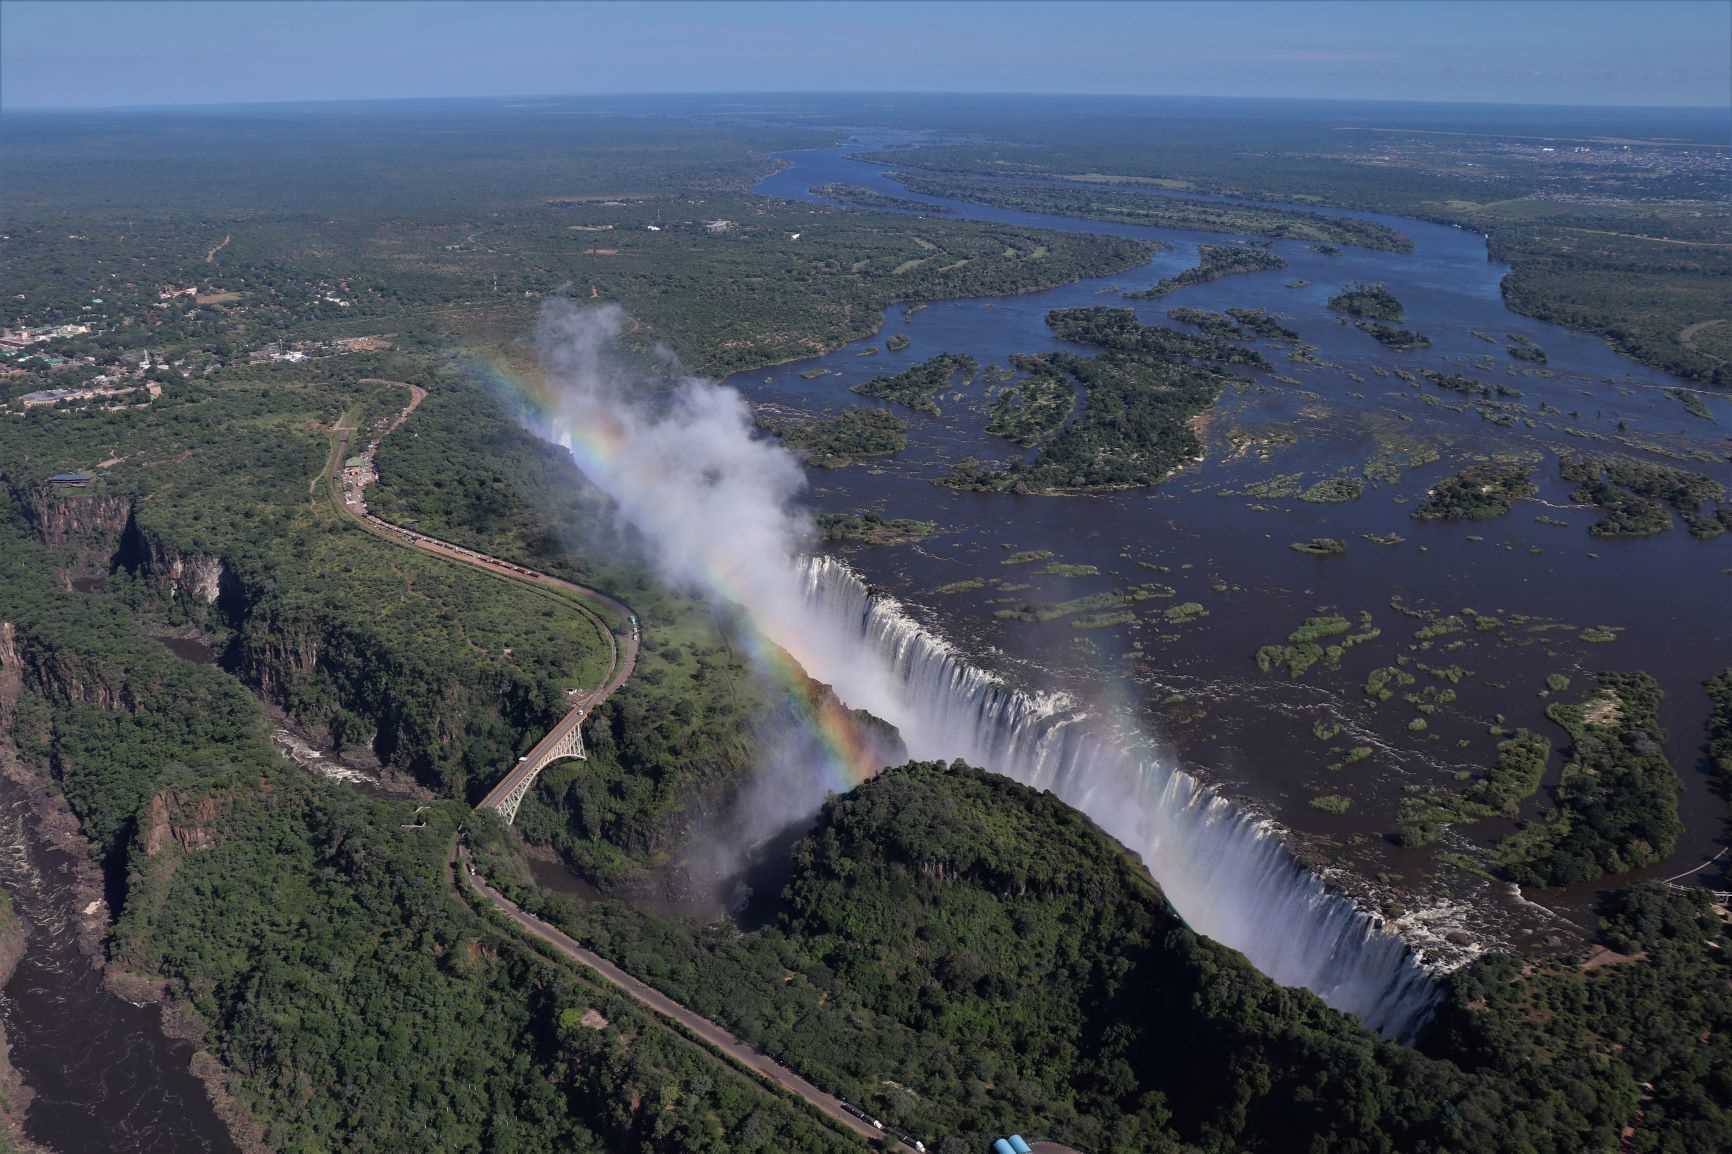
left=333, top=382, right=895, bottom=1150
left=322, top=383, right=639, bottom=817
left=458, top=847, right=887, bottom=1146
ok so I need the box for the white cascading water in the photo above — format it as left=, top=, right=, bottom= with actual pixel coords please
left=798, top=555, right=1440, bottom=1040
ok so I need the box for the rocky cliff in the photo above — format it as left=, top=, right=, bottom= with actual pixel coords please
left=141, top=790, right=230, bottom=856
left=8, top=483, right=131, bottom=554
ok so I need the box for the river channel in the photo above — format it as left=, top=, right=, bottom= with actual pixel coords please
left=0, top=767, right=237, bottom=1154
left=733, top=135, right=1732, bottom=939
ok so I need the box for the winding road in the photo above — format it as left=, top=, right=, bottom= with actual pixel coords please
left=324, top=381, right=907, bottom=1151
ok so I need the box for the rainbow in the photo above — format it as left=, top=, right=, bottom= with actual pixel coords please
left=472, top=353, right=886, bottom=794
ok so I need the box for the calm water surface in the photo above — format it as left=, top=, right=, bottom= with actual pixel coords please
left=735, top=137, right=1731, bottom=930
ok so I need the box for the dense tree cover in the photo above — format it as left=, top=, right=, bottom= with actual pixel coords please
left=945, top=309, right=1255, bottom=493
left=945, top=351, right=1231, bottom=493
left=1491, top=208, right=1732, bottom=387
left=882, top=169, right=1414, bottom=251
left=1560, top=453, right=1730, bottom=540
left=754, top=405, right=908, bottom=467
left=1125, top=243, right=1285, bottom=299
left=0, top=360, right=614, bottom=800
left=1412, top=462, right=1537, bottom=521
left=3, top=191, right=1152, bottom=383
left=984, top=359, right=1077, bottom=446
left=485, top=760, right=1732, bottom=1154
left=1425, top=884, right=1732, bottom=1154
left=2, top=511, right=860, bottom=1154
left=850, top=352, right=978, bottom=415
left=1328, top=283, right=1406, bottom=321
left=813, top=184, right=952, bottom=214
left=1396, top=731, right=1552, bottom=847
left=1045, top=306, right=1266, bottom=368
left=1708, top=668, right=1732, bottom=799
left=817, top=511, right=940, bottom=546
left=1498, top=673, right=1682, bottom=886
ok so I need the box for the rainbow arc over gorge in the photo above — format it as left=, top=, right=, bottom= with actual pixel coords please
left=475, top=354, right=886, bottom=794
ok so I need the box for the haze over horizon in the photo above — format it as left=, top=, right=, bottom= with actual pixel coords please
left=2, top=0, right=1727, bottom=112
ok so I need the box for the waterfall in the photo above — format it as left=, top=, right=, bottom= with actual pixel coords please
left=798, top=555, right=1440, bottom=1040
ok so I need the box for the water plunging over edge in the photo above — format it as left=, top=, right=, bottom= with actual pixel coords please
left=799, top=554, right=1441, bottom=1040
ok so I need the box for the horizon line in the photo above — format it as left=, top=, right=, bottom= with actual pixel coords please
left=2, top=88, right=1726, bottom=117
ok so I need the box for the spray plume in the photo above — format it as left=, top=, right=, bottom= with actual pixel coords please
left=481, top=300, right=1439, bottom=1037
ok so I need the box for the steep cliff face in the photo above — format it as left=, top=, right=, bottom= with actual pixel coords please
left=140, top=790, right=230, bottom=856
left=8, top=483, right=131, bottom=555
left=11, top=633, right=138, bottom=714
left=230, top=597, right=557, bottom=795
left=116, top=515, right=232, bottom=609
left=0, top=622, right=19, bottom=726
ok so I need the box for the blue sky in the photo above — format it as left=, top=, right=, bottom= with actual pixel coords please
left=2, top=0, right=1726, bottom=110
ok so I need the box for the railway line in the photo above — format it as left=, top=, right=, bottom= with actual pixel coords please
left=326, top=382, right=940, bottom=1151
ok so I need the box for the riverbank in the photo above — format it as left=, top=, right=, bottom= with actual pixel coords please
left=0, top=736, right=243, bottom=1154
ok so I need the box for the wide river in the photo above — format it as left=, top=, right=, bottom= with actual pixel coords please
left=735, top=135, right=1731, bottom=939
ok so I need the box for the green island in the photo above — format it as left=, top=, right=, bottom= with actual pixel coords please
left=1505, top=333, right=1548, bottom=364
left=1663, top=387, right=1714, bottom=421
left=994, top=584, right=1171, bottom=624
left=816, top=511, right=940, bottom=546
left=755, top=405, right=909, bottom=467
left=1289, top=537, right=1348, bottom=556
left=812, top=183, right=951, bottom=214
left=880, top=169, right=1415, bottom=251
left=1360, top=321, right=1432, bottom=350
left=1413, top=462, right=1537, bottom=521
left=1495, top=673, right=1682, bottom=885
left=1327, top=282, right=1406, bottom=322
left=1125, top=243, right=1286, bottom=299
left=1226, top=307, right=1300, bottom=340
left=851, top=352, right=978, bottom=415
left=1255, top=612, right=1380, bottom=676
left=1561, top=452, right=1730, bottom=539
left=1397, top=731, right=1552, bottom=846
left=983, top=356, right=1077, bottom=445
left=1325, top=283, right=1430, bottom=348
left=1165, top=306, right=1246, bottom=340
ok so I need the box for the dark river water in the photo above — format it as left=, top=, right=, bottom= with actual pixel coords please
left=737, top=136, right=1732, bottom=936
left=0, top=772, right=237, bottom=1154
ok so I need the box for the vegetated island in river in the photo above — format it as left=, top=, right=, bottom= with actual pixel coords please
left=851, top=352, right=978, bottom=416
left=1125, top=243, right=1286, bottom=299
left=942, top=308, right=1250, bottom=494
left=880, top=168, right=1415, bottom=252
left=1329, top=281, right=1432, bottom=349
left=812, top=183, right=951, bottom=214
left=1412, top=462, right=1537, bottom=521
left=1168, top=306, right=1301, bottom=342
left=754, top=404, right=908, bottom=468
left=816, top=511, right=939, bottom=546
